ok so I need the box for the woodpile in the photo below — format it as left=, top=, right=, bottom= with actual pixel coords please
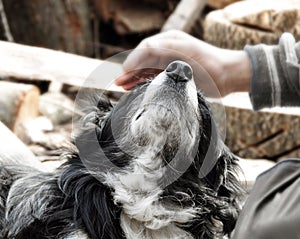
left=203, top=0, right=300, bottom=49
left=210, top=93, right=300, bottom=162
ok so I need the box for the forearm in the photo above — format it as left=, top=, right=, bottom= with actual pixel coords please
left=244, top=33, right=300, bottom=110
left=192, top=43, right=251, bottom=97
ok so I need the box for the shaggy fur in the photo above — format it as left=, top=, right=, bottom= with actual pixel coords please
left=0, top=61, right=243, bottom=239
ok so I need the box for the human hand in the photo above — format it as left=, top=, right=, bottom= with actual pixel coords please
left=115, top=30, right=251, bottom=97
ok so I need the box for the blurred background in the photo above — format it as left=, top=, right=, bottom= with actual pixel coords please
left=2, top=0, right=300, bottom=57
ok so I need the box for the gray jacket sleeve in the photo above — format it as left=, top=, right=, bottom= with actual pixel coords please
left=244, top=33, right=300, bottom=110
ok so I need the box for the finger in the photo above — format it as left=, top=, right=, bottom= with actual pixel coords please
left=122, top=79, right=145, bottom=90
left=115, top=70, right=140, bottom=86
left=115, top=68, right=161, bottom=87
left=123, top=34, right=180, bottom=72
left=115, top=69, right=150, bottom=86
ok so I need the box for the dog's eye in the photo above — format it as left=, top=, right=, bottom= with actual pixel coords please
left=135, top=109, right=145, bottom=121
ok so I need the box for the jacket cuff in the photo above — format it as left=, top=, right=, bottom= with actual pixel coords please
left=244, top=33, right=300, bottom=110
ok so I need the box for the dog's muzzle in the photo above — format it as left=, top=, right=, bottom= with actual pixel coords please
left=130, top=60, right=198, bottom=141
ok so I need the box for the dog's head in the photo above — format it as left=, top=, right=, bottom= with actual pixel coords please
left=72, top=61, right=242, bottom=239
left=115, top=60, right=200, bottom=166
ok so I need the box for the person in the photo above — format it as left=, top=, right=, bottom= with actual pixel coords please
left=115, top=30, right=300, bottom=110
left=115, top=30, right=300, bottom=239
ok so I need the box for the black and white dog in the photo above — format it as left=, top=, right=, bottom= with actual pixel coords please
left=0, top=61, right=243, bottom=239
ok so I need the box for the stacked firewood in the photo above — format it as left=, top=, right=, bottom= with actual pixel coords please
left=203, top=0, right=300, bottom=49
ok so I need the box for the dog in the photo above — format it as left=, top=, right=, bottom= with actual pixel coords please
left=0, top=60, right=243, bottom=239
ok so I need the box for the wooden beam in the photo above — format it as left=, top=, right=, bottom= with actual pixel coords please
left=0, top=40, right=125, bottom=92
left=161, top=0, right=206, bottom=32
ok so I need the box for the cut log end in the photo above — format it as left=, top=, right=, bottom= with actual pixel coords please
left=0, top=81, right=40, bottom=140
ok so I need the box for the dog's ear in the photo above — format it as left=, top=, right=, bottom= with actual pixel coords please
left=212, top=145, right=243, bottom=234
left=59, top=162, right=124, bottom=239
left=196, top=91, right=220, bottom=186
left=202, top=129, right=243, bottom=235
left=196, top=92, right=242, bottom=234
left=207, top=142, right=242, bottom=194
left=196, top=92, right=241, bottom=191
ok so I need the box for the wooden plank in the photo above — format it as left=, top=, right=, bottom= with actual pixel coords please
left=161, top=0, right=206, bottom=32
left=0, top=40, right=125, bottom=92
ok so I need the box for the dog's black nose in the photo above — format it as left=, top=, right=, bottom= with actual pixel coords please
left=166, top=60, right=193, bottom=82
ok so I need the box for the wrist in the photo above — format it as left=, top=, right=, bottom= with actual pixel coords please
left=221, top=50, right=251, bottom=96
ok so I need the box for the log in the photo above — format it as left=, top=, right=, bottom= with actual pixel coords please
left=1, top=0, right=93, bottom=56
left=39, top=92, right=74, bottom=125
left=0, top=121, right=46, bottom=170
left=203, top=0, right=300, bottom=49
left=0, top=40, right=125, bottom=92
left=161, top=0, right=206, bottom=32
left=209, top=93, right=300, bottom=161
left=0, top=81, right=40, bottom=139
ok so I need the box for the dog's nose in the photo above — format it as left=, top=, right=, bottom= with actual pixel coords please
left=165, top=60, right=193, bottom=82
